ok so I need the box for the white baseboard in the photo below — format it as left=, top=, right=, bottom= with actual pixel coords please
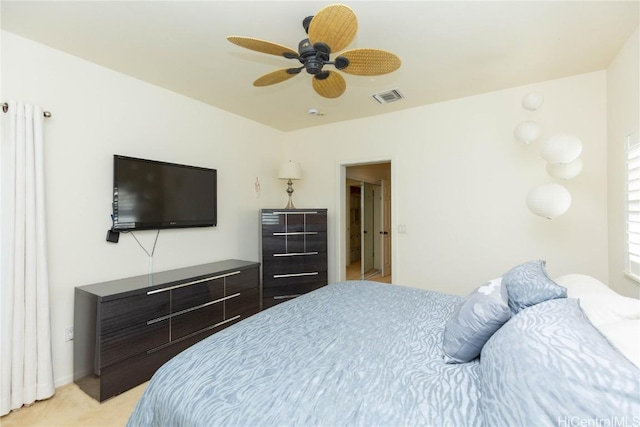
left=54, top=375, right=74, bottom=389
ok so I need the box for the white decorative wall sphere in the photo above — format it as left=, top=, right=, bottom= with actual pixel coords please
left=522, top=92, right=544, bottom=111
left=526, top=183, right=572, bottom=219
left=540, top=134, right=583, bottom=164
left=514, top=121, right=541, bottom=144
left=546, top=158, right=583, bottom=180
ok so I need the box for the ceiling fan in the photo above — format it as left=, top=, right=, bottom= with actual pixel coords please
left=227, top=4, right=401, bottom=99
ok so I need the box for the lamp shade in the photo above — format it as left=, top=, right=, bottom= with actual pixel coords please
left=546, top=158, right=583, bottom=180
left=522, top=92, right=544, bottom=111
left=514, top=121, right=541, bottom=144
left=278, top=160, right=302, bottom=180
left=526, top=183, right=572, bottom=219
left=540, top=134, right=583, bottom=165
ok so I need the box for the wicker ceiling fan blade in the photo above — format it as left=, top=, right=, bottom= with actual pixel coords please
left=253, top=69, right=300, bottom=87
left=227, top=36, right=298, bottom=58
left=308, top=4, right=358, bottom=53
left=312, top=71, right=346, bottom=98
left=339, top=49, right=402, bottom=76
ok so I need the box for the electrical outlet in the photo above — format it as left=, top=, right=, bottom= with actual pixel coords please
left=65, top=326, right=74, bottom=342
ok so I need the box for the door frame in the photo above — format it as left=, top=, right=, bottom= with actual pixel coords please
left=380, top=179, right=391, bottom=277
left=336, top=157, right=396, bottom=282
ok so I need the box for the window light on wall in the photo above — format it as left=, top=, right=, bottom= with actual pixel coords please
left=626, top=132, right=640, bottom=279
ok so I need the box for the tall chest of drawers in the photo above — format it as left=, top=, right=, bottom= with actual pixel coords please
left=260, top=209, right=328, bottom=308
left=73, top=259, right=259, bottom=402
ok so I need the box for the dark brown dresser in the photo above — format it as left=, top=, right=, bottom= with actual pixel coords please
left=260, top=209, right=328, bottom=308
left=73, top=259, right=259, bottom=402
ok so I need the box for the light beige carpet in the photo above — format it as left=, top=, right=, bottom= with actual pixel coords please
left=0, top=382, right=147, bottom=427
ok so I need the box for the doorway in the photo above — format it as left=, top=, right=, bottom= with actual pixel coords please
left=344, top=162, right=392, bottom=283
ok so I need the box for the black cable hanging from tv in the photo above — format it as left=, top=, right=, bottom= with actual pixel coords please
left=129, top=230, right=161, bottom=258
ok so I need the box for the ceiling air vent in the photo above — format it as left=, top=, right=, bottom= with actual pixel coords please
left=372, top=89, right=404, bottom=104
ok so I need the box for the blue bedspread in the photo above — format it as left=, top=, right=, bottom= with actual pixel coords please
left=127, top=281, right=481, bottom=426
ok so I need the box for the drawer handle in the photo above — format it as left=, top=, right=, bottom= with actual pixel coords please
left=147, top=293, right=241, bottom=324
left=147, top=271, right=241, bottom=295
left=273, top=272, right=318, bottom=279
left=270, top=211, right=319, bottom=215
left=273, top=295, right=300, bottom=300
left=272, top=232, right=318, bottom=236
left=273, top=252, right=318, bottom=257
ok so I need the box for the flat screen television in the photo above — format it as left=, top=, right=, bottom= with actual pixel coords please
left=112, top=155, right=217, bottom=231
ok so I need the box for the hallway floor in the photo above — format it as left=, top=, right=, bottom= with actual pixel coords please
left=345, top=260, right=392, bottom=284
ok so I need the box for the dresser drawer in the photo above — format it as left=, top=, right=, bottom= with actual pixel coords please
left=261, top=210, right=327, bottom=234
left=262, top=270, right=328, bottom=288
left=101, top=292, right=170, bottom=336
left=262, top=281, right=322, bottom=298
left=99, top=292, right=171, bottom=367
left=171, top=301, right=224, bottom=340
left=225, top=288, right=260, bottom=318
left=262, top=295, right=297, bottom=308
left=262, top=232, right=327, bottom=255
left=226, top=267, right=259, bottom=294
left=100, top=319, right=169, bottom=369
left=170, top=277, right=225, bottom=313
left=301, top=212, right=327, bottom=232
left=262, top=252, right=327, bottom=276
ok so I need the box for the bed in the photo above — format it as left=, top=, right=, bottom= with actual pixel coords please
left=127, top=261, right=640, bottom=426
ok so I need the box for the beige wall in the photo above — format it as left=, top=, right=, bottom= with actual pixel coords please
left=283, top=72, right=609, bottom=296
left=607, top=27, right=640, bottom=298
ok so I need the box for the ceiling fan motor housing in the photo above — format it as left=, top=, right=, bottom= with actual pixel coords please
left=305, top=60, right=323, bottom=75
left=298, top=38, right=326, bottom=75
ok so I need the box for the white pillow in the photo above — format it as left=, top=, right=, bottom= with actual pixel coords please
left=554, top=274, right=640, bottom=368
left=554, top=274, right=617, bottom=298
left=597, top=320, right=640, bottom=369
left=574, top=293, right=640, bottom=327
left=554, top=274, right=640, bottom=327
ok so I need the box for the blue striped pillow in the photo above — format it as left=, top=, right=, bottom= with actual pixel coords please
left=480, top=298, right=640, bottom=424
left=442, top=278, right=512, bottom=364
left=503, top=260, right=566, bottom=314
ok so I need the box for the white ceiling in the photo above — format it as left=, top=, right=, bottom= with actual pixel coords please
left=2, top=1, right=638, bottom=132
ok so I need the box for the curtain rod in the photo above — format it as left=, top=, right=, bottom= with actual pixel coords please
left=2, top=102, right=52, bottom=118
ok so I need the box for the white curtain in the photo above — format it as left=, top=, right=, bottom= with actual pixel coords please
left=0, top=101, right=55, bottom=416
